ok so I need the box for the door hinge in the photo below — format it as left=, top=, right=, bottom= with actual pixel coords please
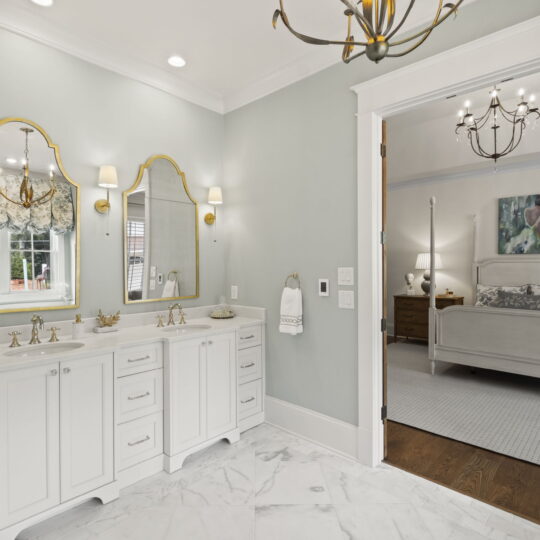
left=380, top=143, right=387, bottom=158
left=381, top=405, right=388, bottom=421
left=381, top=318, right=387, bottom=332
left=380, top=231, right=387, bottom=245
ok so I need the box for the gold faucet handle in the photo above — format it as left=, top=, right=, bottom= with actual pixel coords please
left=156, top=315, right=165, bottom=328
left=167, top=305, right=176, bottom=326
left=48, top=327, right=60, bottom=343
left=8, top=331, right=22, bottom=348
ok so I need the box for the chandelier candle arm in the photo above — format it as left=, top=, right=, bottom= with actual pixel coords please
left=272, top=0, right=463, bottom=64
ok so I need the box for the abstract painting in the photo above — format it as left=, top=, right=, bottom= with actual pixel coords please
left=498, top=194, right=540, bottom=254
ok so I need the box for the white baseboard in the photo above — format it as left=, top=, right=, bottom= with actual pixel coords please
left=264, top=396, right=358, bottom=460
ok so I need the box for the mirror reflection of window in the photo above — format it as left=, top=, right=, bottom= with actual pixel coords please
left=0, top=119, right=78, bottom=312
left=124, top=156, right=199, bottom=304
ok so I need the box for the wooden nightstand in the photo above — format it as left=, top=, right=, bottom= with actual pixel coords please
left=393, top=295, right=464, bottom=343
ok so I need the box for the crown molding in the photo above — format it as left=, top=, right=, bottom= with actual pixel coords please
left=0, top=3, right=224, bottom=114
left=0, top=0, right=486, bottom=116
left=389, top=154, right=540, bottom=191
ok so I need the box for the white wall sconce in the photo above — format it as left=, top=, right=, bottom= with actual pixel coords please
left=95, top=165, right=118, bottom=214
left=204, top=186, right=223, bottom=225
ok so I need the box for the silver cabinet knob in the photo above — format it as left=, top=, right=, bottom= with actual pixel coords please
left=63, top=367, right=71, bottom=374
left=50, top=369, right=58, bottom=376
left=208, top=340, right=213, bottom=345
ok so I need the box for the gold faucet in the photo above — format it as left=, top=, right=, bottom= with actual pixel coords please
left=29, top=314, right=44, bottom=345
left=167, top=304, right=186, bottom=325
left=48, top=327, right=60, bottom=343
left=8, top=331, right=21, bottom=348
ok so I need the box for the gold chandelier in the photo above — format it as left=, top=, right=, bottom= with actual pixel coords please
left=0, top=127, right=56, bottom=208
left=272, top=0, right=463, bottom=64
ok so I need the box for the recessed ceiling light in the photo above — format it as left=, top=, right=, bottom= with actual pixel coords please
left=30, top=0, right=54, bottom=6
left=168, top=55, right=186, bottom=68
left=6, top=158, right=17, bottom=165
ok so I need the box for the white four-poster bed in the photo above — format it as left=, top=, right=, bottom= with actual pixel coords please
left=428, top=197, right=540, bottom=379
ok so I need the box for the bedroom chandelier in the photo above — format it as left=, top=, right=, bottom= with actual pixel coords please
left=272, top=0, right=463, bottom=64
left=0, top=127, right=56, bottom=208
left=456, top=87, right=540, bottom=163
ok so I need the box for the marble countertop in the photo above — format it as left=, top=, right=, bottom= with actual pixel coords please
left=0, top=315, right=263, bottom=372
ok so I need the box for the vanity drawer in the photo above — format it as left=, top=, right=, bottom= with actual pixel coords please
left=238, top=379, right=263, bottom=420
left=238, top=346, right=262, bottom=383
left=117, top=412, right=163, bottom=472
left=238, top=325, right=262, bottom=350
left=116, top=370, right=163, bottom=424
left=116, top=343, right=163, bottom=377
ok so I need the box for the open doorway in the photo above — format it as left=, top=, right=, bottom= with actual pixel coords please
left=382, top=75, right=540, bottom=523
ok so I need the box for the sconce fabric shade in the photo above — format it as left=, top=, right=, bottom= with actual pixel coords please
left=208, top=186, right=223, bottom=205
left=415, top=252, right=443, bottom=270
left=98, top=166, right=118, bottom=189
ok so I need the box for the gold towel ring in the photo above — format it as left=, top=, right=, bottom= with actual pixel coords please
left=284, top=272, right=300, bottom=288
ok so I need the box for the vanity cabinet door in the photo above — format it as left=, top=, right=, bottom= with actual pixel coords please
left=206, top=332, right=237, bottom=439
left=0, top=363, right=60, bottom=529
left=166, top=338, right=206, bottom=455
left=60, top=354, right=114, bottom=502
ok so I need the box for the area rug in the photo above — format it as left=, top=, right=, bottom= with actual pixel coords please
left=388, top=341, right=540, bottom=464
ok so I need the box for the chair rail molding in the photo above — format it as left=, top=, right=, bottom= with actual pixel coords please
left=351, top=14, right=540, bottom=467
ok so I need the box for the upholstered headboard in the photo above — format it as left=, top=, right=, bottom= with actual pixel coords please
left=474, top=258, right=540, bottom=287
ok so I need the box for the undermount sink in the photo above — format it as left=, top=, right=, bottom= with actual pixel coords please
left=162, top=324, right=212, bottom=334
left=4, top=342, right=85, bottom=358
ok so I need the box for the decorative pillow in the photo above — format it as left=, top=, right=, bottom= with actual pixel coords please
left=496, top=290, right=540, bottom=311
left=475, top=284, right=528, bottom=307
left=527, top=284, right=540, bottom=296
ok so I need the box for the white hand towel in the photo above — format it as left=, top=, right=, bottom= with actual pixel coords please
left=162, top=279, right=179, bottom=298
left=279, top=287, right=303, bottom=335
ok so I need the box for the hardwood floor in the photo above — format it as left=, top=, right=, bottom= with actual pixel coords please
left=386, top=421, right=540, bottom=524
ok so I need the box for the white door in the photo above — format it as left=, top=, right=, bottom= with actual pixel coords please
left=0, top=363, right=60, bottom=528
left=206, top=332, right=237, bottom=439
left=166, top=338, right=206, bottom=455
left=60, top=354, right=114, bottom=501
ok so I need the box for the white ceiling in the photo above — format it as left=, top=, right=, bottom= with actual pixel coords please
left=0, top=0, right=480, bottom=113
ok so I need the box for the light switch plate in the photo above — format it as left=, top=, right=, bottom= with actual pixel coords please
left=338, top=267, right=354, bottom=286
left=150, top=266, right=157, bottom=278
left=319, top=279, right=329, bottom=297
left=338, top=290, right=355, bottom=309
left=231, top=285, right=238, bottom=300
left=150, top=279, right=156, bottom=291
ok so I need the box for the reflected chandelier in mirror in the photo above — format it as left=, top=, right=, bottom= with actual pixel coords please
left=123, top=155, right=199, bottom=304
left=0, top=118, right=80, bottom=314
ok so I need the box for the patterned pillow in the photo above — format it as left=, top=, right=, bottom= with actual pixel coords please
left=527, top=284, right=540, bottom=296
left=475, top=284, right=528, bottom=307
left=496, top=290, right=540, bottom=310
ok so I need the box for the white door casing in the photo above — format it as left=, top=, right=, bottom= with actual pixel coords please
left=351, top=16, right=540, bottom=466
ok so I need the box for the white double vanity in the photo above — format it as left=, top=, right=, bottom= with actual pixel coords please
left=0, top=309, right=265, bottom=540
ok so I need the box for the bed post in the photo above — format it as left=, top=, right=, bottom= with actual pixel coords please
left=472, top=214, right=480, bottom=303
left=429, top=196, right=437, bottom=375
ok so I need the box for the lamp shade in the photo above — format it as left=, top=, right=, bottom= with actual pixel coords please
left=98, top=165, right=118, bottom=189
left=415, top=252, right=443, bottom=270
left=208, top=186, right=223, bottom=205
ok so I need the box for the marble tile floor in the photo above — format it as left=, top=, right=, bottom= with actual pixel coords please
left=19, top=424, right=540, bottom=540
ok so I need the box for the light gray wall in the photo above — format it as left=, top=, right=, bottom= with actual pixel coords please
left=0, top=28, right=226, bottom=327
left=223, top=0, right=540, bottom=425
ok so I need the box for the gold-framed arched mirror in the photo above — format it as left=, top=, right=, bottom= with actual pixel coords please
left=0, top=117, right=80, bottom=314
left=123, top=155, right=199, bottom=304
